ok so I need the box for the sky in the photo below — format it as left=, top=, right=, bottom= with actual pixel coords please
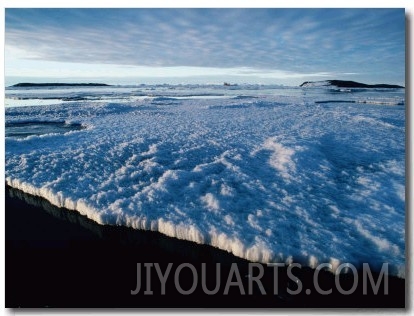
left=5, top=8, right=406, bottom=86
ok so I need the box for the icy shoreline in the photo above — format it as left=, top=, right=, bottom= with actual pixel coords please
left=5, top=174, right=405, bottom=277
left=6, top=177, right=275, bottom=264
left=5, top=183, right=406, bottom=281
left=6, top=184, right=405, bottom=308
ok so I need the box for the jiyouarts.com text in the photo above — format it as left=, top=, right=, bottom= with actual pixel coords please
left=131, top=262, right=389, bottom=296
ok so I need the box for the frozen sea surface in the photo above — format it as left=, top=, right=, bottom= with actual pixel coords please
left=5, top=84, right=405, bottom=277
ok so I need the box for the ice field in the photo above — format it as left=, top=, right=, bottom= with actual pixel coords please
left=5, top=83, right=405, bottom=277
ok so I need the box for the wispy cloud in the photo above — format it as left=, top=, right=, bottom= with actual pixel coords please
left=5, top=8, right=405, bottom=84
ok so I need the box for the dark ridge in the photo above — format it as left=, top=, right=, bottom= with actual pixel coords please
left=300, top=80, right=404, bottom=89
left=315, top=100, right=356, bottom=104
left=11, top=83, right=111, bottom=87
left=328, top=80, right=404, bottom=89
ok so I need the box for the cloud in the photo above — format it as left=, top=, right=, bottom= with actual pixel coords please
left=5, top=8, right=405, bottom=84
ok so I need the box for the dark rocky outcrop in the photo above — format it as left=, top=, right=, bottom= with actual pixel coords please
left=300, top=80, right=404, bottom=89
left=11, top=82, right=110, bottom=87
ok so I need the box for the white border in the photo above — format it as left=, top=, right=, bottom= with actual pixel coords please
left=1, top=2, right=413, bottom=316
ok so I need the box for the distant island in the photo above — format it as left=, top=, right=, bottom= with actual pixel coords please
left=300, top=80, right=404, bottom=89
left=11, top=83, right=111, bottom=87
left=223, top=82, right=238, bottom=87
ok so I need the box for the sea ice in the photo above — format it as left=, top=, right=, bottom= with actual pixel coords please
left=5, top=84, right=405, bottom=277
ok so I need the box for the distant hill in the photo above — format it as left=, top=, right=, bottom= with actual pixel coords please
left=300, top=80, right=404, bottom=89
left=11, top=83, right=111, bottom=87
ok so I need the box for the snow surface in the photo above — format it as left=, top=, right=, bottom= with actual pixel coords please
left=5, top=84, right=405, bottom=277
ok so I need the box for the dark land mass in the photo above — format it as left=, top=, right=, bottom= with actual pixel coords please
left=300, top=80, right=404, bottom=89
left=11, top=83, right=111, bottom=87
left=6, top=185, right=405, bottom=308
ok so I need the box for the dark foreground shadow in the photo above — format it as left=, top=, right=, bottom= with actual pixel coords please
left=5, top=185, right=405, bottom=308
